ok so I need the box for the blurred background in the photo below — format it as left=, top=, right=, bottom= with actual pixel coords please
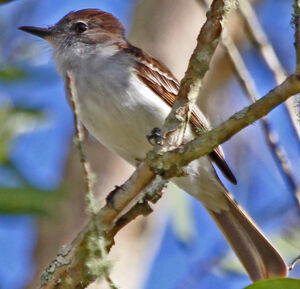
left=0, top=0, right=299, bottom=288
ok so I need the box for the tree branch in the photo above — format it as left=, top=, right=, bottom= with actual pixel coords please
left=294, top=0, right=300, bottom=73
left=239, top=0, right=300, bottom=141
left=148, top=75, right=300, bottom=173
left=67, top=71, right=118, bottom=289
left=199, top=0, right=300, bottom=210
left=38, top=74, right=300, bottom=289
left=158, top=0, right=232, bottom=148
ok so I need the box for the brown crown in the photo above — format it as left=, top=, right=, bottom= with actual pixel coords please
left=56, top=9, right=125, bottom=36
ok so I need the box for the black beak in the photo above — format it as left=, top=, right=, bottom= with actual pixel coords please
left=18, top=26, right=53, bottom=39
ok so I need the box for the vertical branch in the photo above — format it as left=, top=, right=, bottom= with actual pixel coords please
left=239, top=0, right=300, bottom=141
left=66, top=71, right=118, bottom=289
left=66, top=72, right=97, bottom=215
left=294, top=0, right=300, bottom=73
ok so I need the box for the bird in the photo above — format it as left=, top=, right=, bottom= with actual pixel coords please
left=19, top=9, right=288, bottom=281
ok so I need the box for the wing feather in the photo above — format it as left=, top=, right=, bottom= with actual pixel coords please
left=125, top=44, right=237, bottom=184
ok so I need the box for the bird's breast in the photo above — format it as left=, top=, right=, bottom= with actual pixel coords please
left=69, top=57, right=172, bottom=164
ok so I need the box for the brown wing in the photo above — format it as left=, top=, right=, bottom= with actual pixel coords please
left=127, top=45, right=237, bottom=184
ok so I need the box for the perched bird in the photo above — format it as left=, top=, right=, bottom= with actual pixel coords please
left=19, top=9, right=287, bottom=281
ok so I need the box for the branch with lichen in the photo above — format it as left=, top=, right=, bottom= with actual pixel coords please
left=66, top=71, right=118, bottom=289
left=159, top=0, right=234, bottom=148
left=199, top=0, right=300, bottom=209
left=39, top=74, right=300, bottom=289
left=147, top=75, right=300, bottom=175
left=36, top=1, right=300, bottom=288
left=37, top=72, right=300, bottom=289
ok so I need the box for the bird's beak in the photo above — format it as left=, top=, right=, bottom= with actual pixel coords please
left=18, top=26, right=53, bottom=39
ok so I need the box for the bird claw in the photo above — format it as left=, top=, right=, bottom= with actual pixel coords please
left=147, top=127, right=164, bottom=146
left=106, top=185, right=125, bottom=210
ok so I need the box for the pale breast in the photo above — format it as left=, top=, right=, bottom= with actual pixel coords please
left=70, top=54, right=172, bottom=164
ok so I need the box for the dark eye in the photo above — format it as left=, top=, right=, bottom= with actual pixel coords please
left=74, top=22, right=88, bottom=33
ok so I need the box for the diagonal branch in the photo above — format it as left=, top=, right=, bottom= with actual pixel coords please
left=148, top=75, right=300, bottom=176
left=158, top=0, right=231, bottom=149
left=199, top=0, right=300, bottom=210
left=222, top=28, right=300, bottom=209
left=38, top=73, right=300, bottom=289
left=239, top=0, right=300, bottom=141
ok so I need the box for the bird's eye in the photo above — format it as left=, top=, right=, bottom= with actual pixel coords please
left=74, top=22, right=88, bottom=33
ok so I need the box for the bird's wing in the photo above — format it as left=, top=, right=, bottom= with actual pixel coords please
left=127, top=45, right=237, bottom=184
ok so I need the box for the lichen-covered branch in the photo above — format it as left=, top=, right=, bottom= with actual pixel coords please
left=67, top=71, right=97, bottom=210
left=148, top=75, right=300, bottom=176
left=159, top=0, right=235, bottom=148
left=37, top=72, right=300, bottom=289
left=199, top=0, right=300, bottom=210
left=66, top=71, right=118, bottom=289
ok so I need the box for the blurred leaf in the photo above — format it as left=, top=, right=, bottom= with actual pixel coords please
left=167, top=183, right=195, bottom=243
left=244, top=278, right=300, bottom=289
left=0, top=0, right=14, bottom=3
left=219, top=251, right=245, bottom=275
left=0, top=103, right=44, bottom=163
left=0, top=187, right=65, bottom=215
left=0, top=68, right=26, bottom=81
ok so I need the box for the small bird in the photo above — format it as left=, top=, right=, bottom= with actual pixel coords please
left=19, top=9, right=287, bottom=281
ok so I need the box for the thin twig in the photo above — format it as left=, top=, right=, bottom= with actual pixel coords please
left=199, top=0, right=300, bottom=208
left=239, top=0, right=300, bottom=141
left=199, top=0, right=300, bottom=209
left=220, top=25, right=300, bottom=209
left=106, top=179, right=168, bottom=243
left=289, top=254, right=300, bottom=271
left=294, top=0, right=300, bottom=73
left=66, top=71, right=118, bottom=289
left=67, top=72, right=97, bottom=214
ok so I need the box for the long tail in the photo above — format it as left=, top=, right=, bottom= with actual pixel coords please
left=208, top=192, right=288, bottom=281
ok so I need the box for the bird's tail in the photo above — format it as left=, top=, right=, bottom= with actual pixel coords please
left=208, top=192, right=288, bottom=281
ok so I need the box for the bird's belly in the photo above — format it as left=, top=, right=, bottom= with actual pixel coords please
left=75, top=74, right=172, bottom=164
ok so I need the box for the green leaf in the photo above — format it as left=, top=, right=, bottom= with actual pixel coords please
left=245, top=278, right=300, bottom=289
left=0, top=187, right=65, bottom=215
left=167, top=183, right=195, bottom=243
left=0, top=68, right=26, bottom=81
